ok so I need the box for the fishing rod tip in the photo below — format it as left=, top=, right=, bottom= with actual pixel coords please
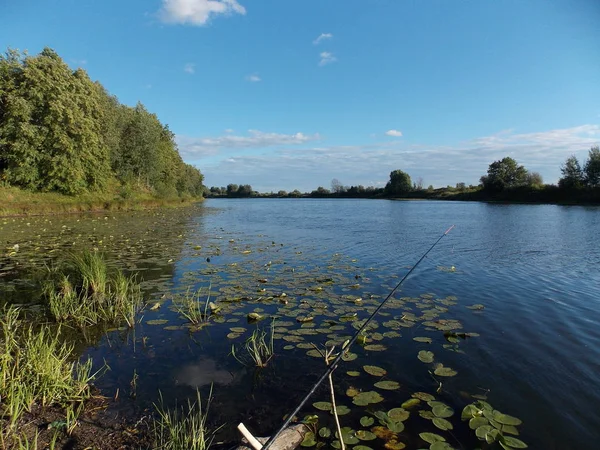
left=444, top=225, right=456, bottom=235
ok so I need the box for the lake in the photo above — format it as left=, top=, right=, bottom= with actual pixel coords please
left=1, top=198, right=599, bottom=449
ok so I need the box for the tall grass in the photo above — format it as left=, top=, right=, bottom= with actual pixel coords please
left=0, top=307, right=102, bottom=444
left=42, top=250, right=142, bottom=327
left=153, top=388, right=219, bottom=450
left=172, top=287, right=213, bottom=327
left=231, top=320, right=275, bottom=367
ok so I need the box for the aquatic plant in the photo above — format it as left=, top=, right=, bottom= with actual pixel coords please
left=42, top=250, right=142, bottom=326
left=153, top=388, right=219, bottom=450
left=231, top=320, right=275, bottom=367
left=172, top=286, right=215, bottom=327
left=0, top=307, right=102, bottom=444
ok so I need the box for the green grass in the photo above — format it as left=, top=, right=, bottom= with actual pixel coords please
left=42, top=250, right=142, bottom=327
left=0, top=307, right=102, bottom=446
left=0, top=185, right=201, bottom=217
left=172, top=287, right=213, bottom=327
left=231, top=320, right=275, bottom=367
left=153, top=388, right=219, bottom=450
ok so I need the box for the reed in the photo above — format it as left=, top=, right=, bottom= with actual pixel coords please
left=153, top=388, right=219, bottom=450
left=231, top=320, right=275, bottom=368
left=172, top=287, right=212, bottom=326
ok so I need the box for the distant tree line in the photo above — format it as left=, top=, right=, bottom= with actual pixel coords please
left=0, top=48, right=204, bottom=197
left=208, top=147, right=600, bottom=204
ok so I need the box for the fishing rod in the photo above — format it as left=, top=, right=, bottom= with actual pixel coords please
left=253, top=225, right=455, bottom=450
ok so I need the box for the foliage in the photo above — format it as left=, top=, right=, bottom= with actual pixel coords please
left=42, top=250, right=142, bottom=327
left=153, top=388, right=219, bottom=450
left=0, top=47, right=204, bottom=198
left=172, top=287, right=214, bottom=327
left=0, top=307, right=100, bottom=443
left=584, top=145, right=600, bottom=187
left=559, top=155, right=584, bottom=189
left=480, top=157, right=528, bottom=191
left=231, top=320, right=275, bottom=367
left=385, top=170, right=412, bottom=196
left=525, top=172, right=544, bottom=187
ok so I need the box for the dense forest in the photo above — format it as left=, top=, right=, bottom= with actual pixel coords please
left=0, top=48, right=204, bottom=198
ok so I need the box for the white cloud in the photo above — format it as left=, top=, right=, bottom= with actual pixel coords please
left=224, top=128, right=234, bottom=133
left=177, top=130, right=320, bottom=156
left=319, top=52, right=337, bottom=66
left=245, top=73, right=261, bottom=82
left=313, top=33, right=333, bottom=45
left=184, top=125, right=600, bottom=192
left=159, top=0, right=246, bottom=26
left=184, top=63, right=196, bottom=74
left=385, top=130, right=403, bottom=137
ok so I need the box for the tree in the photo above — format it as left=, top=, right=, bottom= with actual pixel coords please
left=415, top=177, right=424, bottom=190
left=385, top=170, right=412, bottom=196
left=456, top=182, right=466, bottom=191
left=584, top=146, right=600, bottom=187
left=226, top=184, right=239, bottom=197
left=331, top=178, right=345, bottom=194
left=237, top=184, right=253, bottom=197
left=525, top=172, right=544, bottom=187
left=480, top=157, right=527, bottom=191
left=559, top=155, right=584, bottom=189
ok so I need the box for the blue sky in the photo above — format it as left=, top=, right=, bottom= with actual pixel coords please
left=1, top=0, right=599, bottom=191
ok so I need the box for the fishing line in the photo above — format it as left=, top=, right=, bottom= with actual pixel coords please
left=260, top=225, right=455, bottom=450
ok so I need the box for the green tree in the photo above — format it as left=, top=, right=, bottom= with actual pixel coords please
left=584, top=146, right=600, bottom=188
left=385, top=169, right=412, bottom=196
left=525, top=172, right=544, bottom=187
left=559, top=155, right=584, bottom=189
left=480, top=157, right=527, bottom=191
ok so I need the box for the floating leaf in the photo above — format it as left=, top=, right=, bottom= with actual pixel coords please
left=475, top=425, right=494, bottom=440
left=371, top=426, right=397, bottom=441
left=384, top=440, right=406, bottom=450
left=412, top=392, right=435, bottom=402
left=493, top=411, right=523, bottom=426
left=401, top=398, right=420, bottom=409
left=430, top=442, right=453, bottom=450
left=500, top=436, right=528, bottom=448
left=356, top=430, right=377, bottom=441
left=334, top=405, right=351, bottom=416
left=346, top=387, right=360, bottom=397
left=247, top=312, right=263, bottom=321
left=355, top=446, right=374, bottom=450
left=419, top=432, right=445, bottom=444
left=313, top=401, right=332, bottom=411
left=297, top=316, right=314, bottom=323
left=364, top=344, right=387, bottom=351
left=388, top=408, right=410, bottom=422
left=466, top=304, right=485, bottom=310
left=363, top=365, right=387, bottom=377
left=419, top=410, right=435, bottom=420
left=342, top=352, right=358, bottom=361
left=347, top=371, right=361, bottom=377
left=469, top=416, right=489, bottom=430
left=417, top=350, right=434, bottom=363
left=226, top=332, right=242, bottom=339
left=146, top=319, right=168, bottom=325
left=318, top=427, right=331, bottom=438
left=433, top=365, right=457, bottom=377
left=353, top=391, right=384, bottom=406
left=433, top=417, right=453, bottom=431
left=300, top=431, right=316, bottom=447
left=336, top=427, right=359, bottom=445
left=374, top=381, right=400, bottom=390
left=149, top=302, right=161, bottom=311
left=432, top=404, right=454, bottom=418
left=360, top=416, right=374, bottom=427
left=229, top=327, right=247, bottom=333
left=413, top=337, right=432, bottom=343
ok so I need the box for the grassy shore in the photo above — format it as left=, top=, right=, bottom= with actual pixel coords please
left=0, top=186, right=203, bottom=217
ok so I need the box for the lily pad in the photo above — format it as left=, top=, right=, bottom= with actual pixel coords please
left=412, top=392, right=436, bottom=402
left=500, top=436, right=528, bottom=448
left=346, top=387, right=360, bottom=397
left=313, top=401, right=332, bottom=411
left=417, top=350, right=434, bottom=363
left=433, top=365, right=457, bottom=377
left=432, top=417, right=453, bottom=431
left=300, top=431, right=316, bottom=447
left=334, top=405, right=351, bottom=416
left=229, top=327, right=247, bottom=333
left=356, top=430, right=377, bottom=441
left=146, top=319, right=168, bottom=325
left=363, top=365, right=387, bottom=377
left=247, top=312, right=263, bottom=321
left=384, top=440, right=406, bottom=450
left=413, top=337, right=432, bottom=343
left=388, top=408, right=410, bottom=422
left=371, top=426, right=397, bottom=440
left=475, top=424, right=494, bottom=440
left=353, top=391, right=384, bottom=406
left=374, top=381, right=400, bottom=390
left=360, top=416, right=374, bottom=427
left=469, top=416, right=488, bottom=430
left=318, top=427, right=331, bottom=438
left=347, top=370, right=361, bottom=377
left=226, top=332, right=243, bottom=339
left=419, top=432, right=445, bottom=444
left=364, top=344, right=387, bottom=351
left=401, top=398, right=420, bottom=409
left=493, top=411, right=522, bottom=426
left=432, top=404, right=454, bottom=419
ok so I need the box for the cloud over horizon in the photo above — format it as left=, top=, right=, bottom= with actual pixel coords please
left=181, top=125, right=600, bottom=191
left=159, top=0, right=246, bottom=26
left=386, top=130, right=403, bottom=137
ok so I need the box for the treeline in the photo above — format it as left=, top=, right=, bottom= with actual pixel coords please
left=208, top=147, right=600, bottom=204
left=0, top=48, right=204, bottom=198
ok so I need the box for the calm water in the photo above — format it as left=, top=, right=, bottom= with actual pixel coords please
left=2, top=199, right=599, bottom=449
